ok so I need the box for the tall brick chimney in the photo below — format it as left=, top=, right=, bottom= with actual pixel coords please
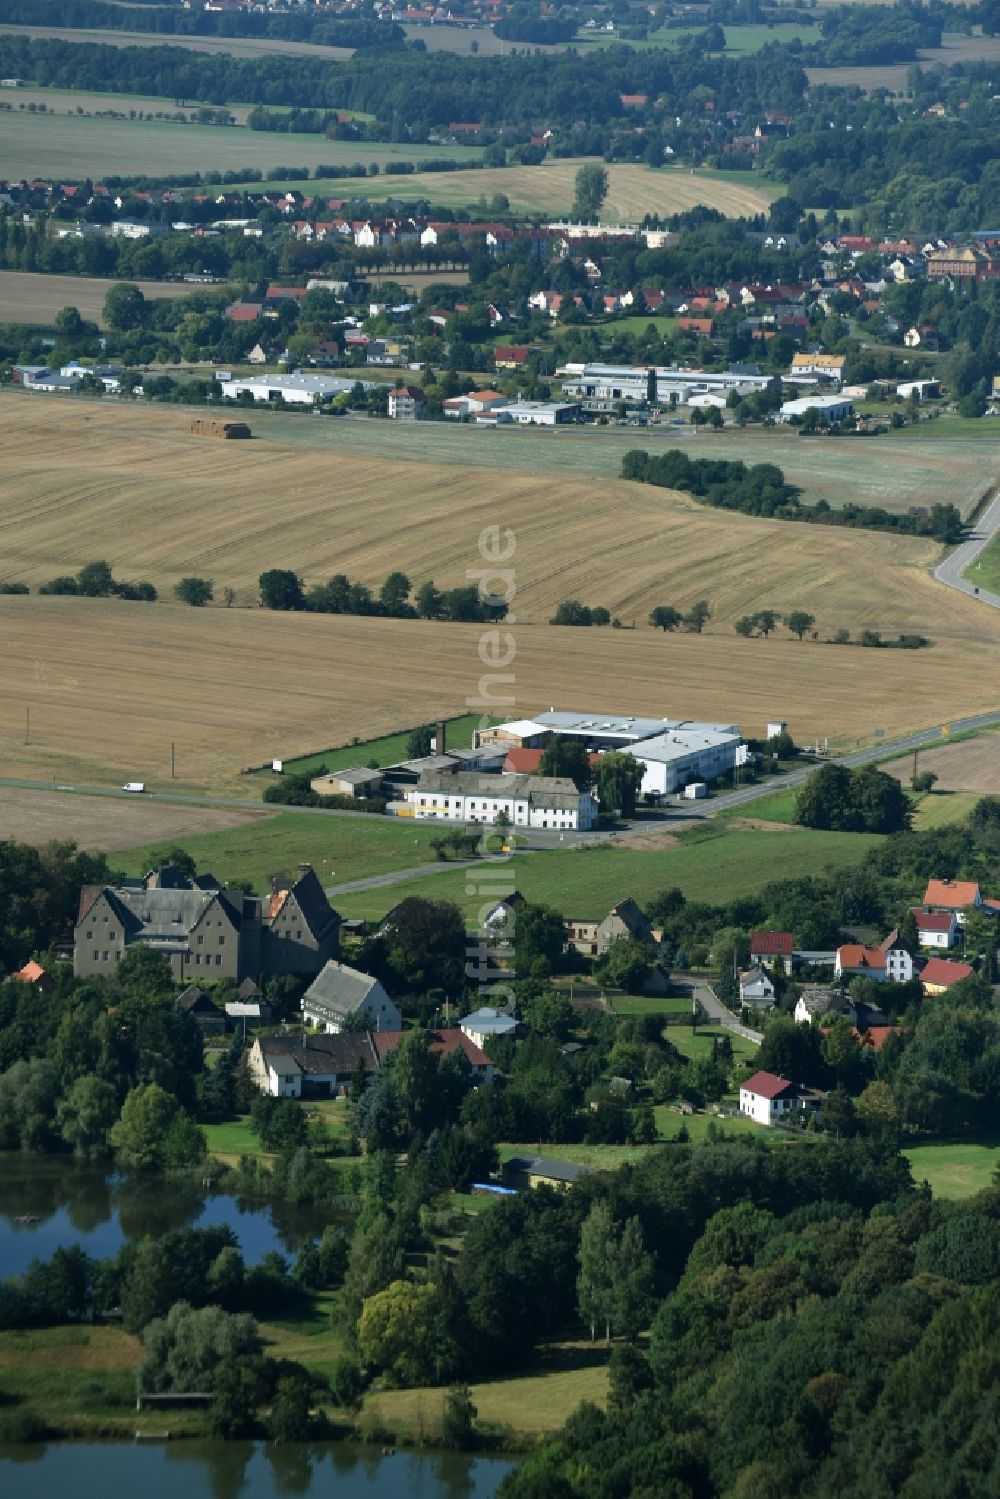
left=436, top=719, right=447, bottom=754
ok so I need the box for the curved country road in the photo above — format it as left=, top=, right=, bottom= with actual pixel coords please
left=934, top=486, right=1000, bottom=609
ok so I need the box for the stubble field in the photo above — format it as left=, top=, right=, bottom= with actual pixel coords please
left=251, top=161, right=776, bottom=220
left=881, top=734, right=1000, bottom=795
left=252, top=410, right=1000, bottom=520
left=0, top=785, right=271, bottom=851
left=0, top=397, right=995, bottom=629
left=0, top=397, right=997, bottom=789
left=0, top=270, right=210, bottom=326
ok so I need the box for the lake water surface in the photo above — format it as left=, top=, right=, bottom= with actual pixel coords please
left=0, top=1154, right=327, bottom=1277
left=0, top=1440, right=515, bottom=1498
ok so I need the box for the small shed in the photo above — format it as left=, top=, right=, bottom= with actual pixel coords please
left=310, top=768, right=384, bottom=799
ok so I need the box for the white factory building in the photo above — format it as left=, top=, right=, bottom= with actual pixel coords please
left=560, top=362, right=772, bottom=412
left=778, top=394, right=855, bottom=424
left=476, top=710, right=745, bottom=797
left=219, top=373, right=372, bottom=405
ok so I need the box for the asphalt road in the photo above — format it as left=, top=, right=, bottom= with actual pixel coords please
left=934, top=486, right=1000, bottom=609
left=701, top=707, right=1000, bottom=816
left=2, top=706, right=1000, bottom=843
left=671, top=972, right=763, bottom=1044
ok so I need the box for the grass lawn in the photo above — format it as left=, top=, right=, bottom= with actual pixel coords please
left=0, top=1326, right=158, bottom=1434
left=612, top=995, right=692, bottom=1016
left=721, top=785, right=800, bottom=824
left=334, top=825, right=884, bottom=923
left=909, top=790, right=982, bottom=831
left=113, top=810, right=453, bottom=893
left=964, top=529, right=1000, bottom=595
left=653, top=1107, right=768, bottom=1143
left=604, top=314, right=679, bottom=336
left=253, top=712, right=496, bottom=781
left=903, top=1140, right=1000, bottom=1200
left=204, top=1102, right=351, bottom=1163
left=666, top=1026, right=760, bottom=1066
left=364, top=1339, right=608, bottom=1438
left=259, top=1289, right=346, bottom=1385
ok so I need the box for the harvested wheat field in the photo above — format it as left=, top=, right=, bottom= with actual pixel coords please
left=299, top=159, right=776, bottom=219
left=1, top=597, right=999, bottom=793
left=2, top=397, right=995, bottom=644
left=0, top=786, right=273, bottom=851
left=881, top=734, right=1000, bottom=796
left=0, top=271, right=208, bottom=327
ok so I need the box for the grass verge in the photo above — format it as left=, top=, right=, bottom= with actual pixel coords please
left=363, top=1338, right=609, bottom=1439
left=963, top=529, right=1000, bottom=595
left=113, top=811, right=452, bottom=892
left=333, top=825, right=884, bottom=922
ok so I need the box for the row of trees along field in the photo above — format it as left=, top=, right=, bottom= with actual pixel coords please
left=622, top=449, right=965, bottom=543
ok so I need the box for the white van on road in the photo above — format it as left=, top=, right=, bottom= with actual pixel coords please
left=122, top=782, right=146, bottom=794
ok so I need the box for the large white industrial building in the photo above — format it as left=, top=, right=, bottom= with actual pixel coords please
left=560, top=362, right=772, bottom=412
left=219, top=373, right=373, bottom=405
left=477, top=710, right=745, bottom=797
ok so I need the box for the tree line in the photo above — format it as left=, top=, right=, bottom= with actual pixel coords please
left=0, top=0, right=403, bottom=50
left=257, top=568, right=509, bottom=623
left=622, top=449, right=965, bottom=543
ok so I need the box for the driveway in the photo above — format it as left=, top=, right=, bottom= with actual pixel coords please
left=671, top=972, right=763, bottom=1044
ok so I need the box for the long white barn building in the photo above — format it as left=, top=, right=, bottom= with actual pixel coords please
left=404, top=771, right=595, bottom=830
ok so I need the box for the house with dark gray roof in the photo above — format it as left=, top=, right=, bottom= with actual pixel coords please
left=249, top=1031, right=378, bottom=1098
left=502, top=1155, right=596, bottom=1190
left=75, top=883, right=251, bottom=983
left=177, top=985, right=227, bottom=1036
left=301, top=960, right=401, bottom=1033
left=74, top=863, right=340, bottom=984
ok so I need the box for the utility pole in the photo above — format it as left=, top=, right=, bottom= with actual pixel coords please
left=912, top=746, right=918, bottom=787
left=25, top=705, right=30, bottom=745
left=170, top=742, right=175, bottom=779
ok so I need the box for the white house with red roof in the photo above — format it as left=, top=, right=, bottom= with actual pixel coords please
left=749, top=930, right=793, bottom=971
left=443, top=389, right=508, bottom=419
left=739, top=1070, right=821, bottom=1126
left=920, top=957, right=974, bottom=995
left=835, top=931, right=915, bottom=983
left=909, top=907, right=959, bottom=949
left=921, top=879, right=984, bottom=922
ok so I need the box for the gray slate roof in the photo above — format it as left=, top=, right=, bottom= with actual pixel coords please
left=259, top=1031, right=376, bottom=1077
left=302, top=960, right=382, bottom=1019
left=416, top=770, right=583, bottom=810
left=506, top=1154, right=595, bottom=1184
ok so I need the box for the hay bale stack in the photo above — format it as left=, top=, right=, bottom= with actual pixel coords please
left=189, top=418, right=252, bottom=439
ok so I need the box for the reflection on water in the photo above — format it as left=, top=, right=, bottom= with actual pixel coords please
left=0, top=1441, right=514, bottom=1499
left=0, top=1155, right=328, bottom=1276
